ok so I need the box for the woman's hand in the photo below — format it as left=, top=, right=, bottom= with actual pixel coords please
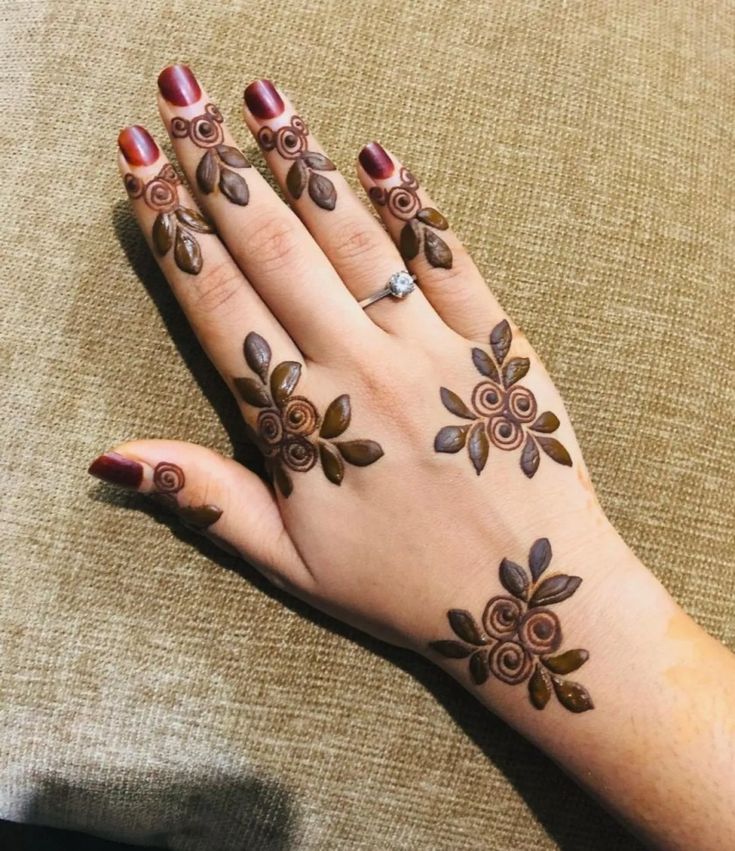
left=90, top=66, right=735, bottom=849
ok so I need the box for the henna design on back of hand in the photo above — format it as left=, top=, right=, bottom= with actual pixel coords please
left=257, top=116, right=337, bottom=211
left=124, top=164, right=214, bottom=275
left=234, top=333, right=383, bottom=496
left=148, top=461, right=222, bottom=531
left=170, top=103, right=252, bottom=206
left=369, top=167, right=452, bottom=269
left=430, top=538, right=593, bottom=713
left=434, top=320, right=571, bottom=477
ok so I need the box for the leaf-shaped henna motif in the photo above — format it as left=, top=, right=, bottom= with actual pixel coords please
left=244, top=332, right=271, bottom=383
left=529, top=575, right=582, bottom=608
left=542, top=649, right=589, bottom=675
left=301, top=152, right=335, bottom=171
left=399, top=220, right=421, bottom=261
left=124, top=163, right=212, bottom=276
left=308, top=171, right=337, bottom=210
left=416, top=207, right=448, bottom=229
left=429, top=640, right=473, bottom=659
left=287, top=159, right=308, bottom=199
left=429, top=536, right=592, bottom=713
left=234, top=333, right=382, bottom=494
left=448, top=609, right=486, bottom=645
left=423, top=229, right=452, bottom=269
left=470, top=650, right=491, bottom=685
left=440, top=387, right=476, bottom=420
left=467, top=421, right=489, bottom=475
left=434, top=425, right=470, bottom=453
left=434, top=321, right=571, bottom=478
left=320, top=395, right=351, bottom=439
left=500, top=559, right=529, bottom=600
left=529, top=537, right=552, bottom=581
left=336, top=440, right=384, bottom=466
left=528, top=664, right=553, bottom=709
left=219, top=168, right=249, bottom=205
left=174, top=103, right=251, bottom=206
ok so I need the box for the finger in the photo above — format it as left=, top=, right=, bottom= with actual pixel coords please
left=242, top=79, right=445, bottom=339
left=156, top=65, right=373, bottom=360
left=117, top=125, right=298, bottom=384
left=358, top=143, right=505, bottom=341
left=88, top=440, right=313, bottom=593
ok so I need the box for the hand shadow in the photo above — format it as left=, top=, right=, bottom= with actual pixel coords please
left=104, top=201, right=642, bottom=851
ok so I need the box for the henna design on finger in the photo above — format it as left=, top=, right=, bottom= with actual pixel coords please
left=369, top=166, right=452, bottom=269
left=234, top=333, right=383, bottom=497
left=430, top=538, right=593, bottom=713
left=434, top=320, right=571, bottom=478
left=148, top=461, right=223, bottom=531
left=170, top=103, right=252, bottom=206
left=256, top=115, right=337, bottom=211
left=124, top=164, right=214, bottom=275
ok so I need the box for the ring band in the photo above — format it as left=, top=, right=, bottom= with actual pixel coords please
left=359, top=270, right=416, bottom=309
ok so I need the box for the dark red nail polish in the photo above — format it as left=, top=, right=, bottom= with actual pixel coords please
left=359, top=142, right=394, bottom=179
left=88, top=452, right=144, bottom=488
left=118, top=125, right=159, bottom=166
left=244, top=79, right=284, bottom=119
left=158, top=64, right=201, bottom=106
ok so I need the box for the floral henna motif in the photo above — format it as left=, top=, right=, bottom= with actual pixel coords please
left=256, top=115, right=337, bottom=211
left=124, top=163, right=214, bottom=275
left=434, top=320, right=571, bottom=478
left=368, top=167, right=452, bottom=269
left=430, top=538, right=593, bottom=713
left=234, top=332, right=383, bottom=496
left=170, top=103, right=252, bottom=206
left=148, top=462, right=222, bottom=531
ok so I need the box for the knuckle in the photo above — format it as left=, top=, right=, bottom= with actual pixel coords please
left=191, top=261, right=243, bottom=315
left=245, top=214, right=303, bottom=272
left=330, top=217, right=384, bottom=265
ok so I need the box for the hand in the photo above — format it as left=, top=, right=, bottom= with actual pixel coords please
left=94, top=66, right=601, bottom=654
left=91, top=66, right=735, bottom=850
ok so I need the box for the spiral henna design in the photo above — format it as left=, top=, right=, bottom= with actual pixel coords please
left=429, top=538, right=593, bottom=713
left=368, top=167, right=452, bottom=269
left=170, top=103, right=252, bottom=206
left=148, top=462, right=222, bottom=532
left=434, top=320, right=572, bottom=478
left=256, top=116, right=337, bottom=211
left=233, top=332, right=383, bottom=497
left=124, top=163, right=214, bottom=275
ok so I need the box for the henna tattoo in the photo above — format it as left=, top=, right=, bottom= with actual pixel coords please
left=124, top=163, right=214, bottom=275
left=149, top=461, right=222, bottom=531
left=369, top=166, right=452, bottom=269
left=234, top=333, right=383, bottom=496
left=170, top=103, right=252, bottom=206
left=435, top=320, right=571, bottom=477
left=430, top=538, right=593, bottom=713
left=256, top=116, right=337, bottom=211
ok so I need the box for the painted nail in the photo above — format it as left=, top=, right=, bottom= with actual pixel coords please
left=244, top=79, right=284, bottom=119
left=359, top=142, right=394, bottom=179
left=118, top=125, right=159, bottom=166
left=88, top=452, right=144, bottom=488
left=157, top=64, right=201, bottom=106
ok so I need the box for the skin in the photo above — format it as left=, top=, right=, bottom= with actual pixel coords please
left=94, top=66, right=735, bottom=849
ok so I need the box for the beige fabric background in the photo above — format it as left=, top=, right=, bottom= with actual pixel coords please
left=1, top=1, right=733, bottom=848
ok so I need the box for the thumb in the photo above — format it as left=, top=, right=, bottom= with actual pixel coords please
left=88, top=439, right=310, bottom=593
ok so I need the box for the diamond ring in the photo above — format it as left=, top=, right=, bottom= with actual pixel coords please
left=358, top=270, right=416, bottom=309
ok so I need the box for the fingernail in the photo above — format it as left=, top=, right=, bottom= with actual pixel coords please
left=244, top=79, right=284, bottom=119
left=88, top=452, right=144, bottom=488
left=158, top=64, right=201, bottom=106
left=118, top=125, right=159, bottom=166
left=359, top=142, right=394, bottom=179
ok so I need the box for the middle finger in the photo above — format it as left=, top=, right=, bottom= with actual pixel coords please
left=156, top=64, right=372, bottom=361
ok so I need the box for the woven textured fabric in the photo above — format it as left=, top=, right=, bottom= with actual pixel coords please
left=1, top=1, right=733, bottom=848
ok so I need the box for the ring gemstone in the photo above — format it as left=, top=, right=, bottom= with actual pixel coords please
left=388, top=270, right=416, bottom=299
